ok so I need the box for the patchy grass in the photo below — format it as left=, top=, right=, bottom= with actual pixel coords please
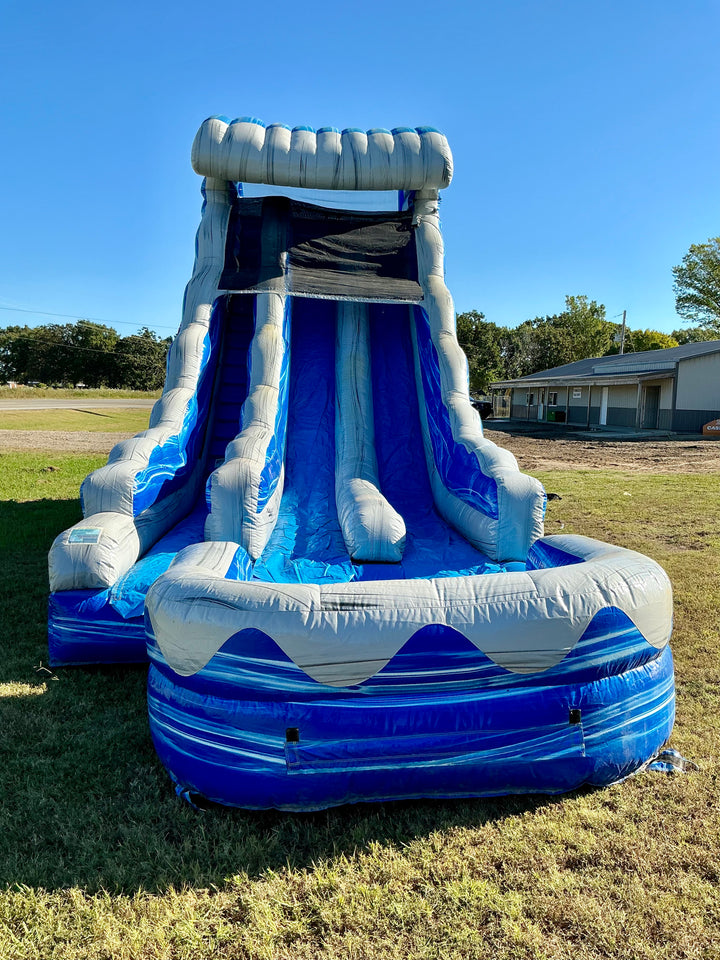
left=0, top=387, right=160, bottom=400
left=0, top=452, right=106, bottom=503
left=0, top=408, right=151, bottom=433
left=0, top=459, right=718, bottom=959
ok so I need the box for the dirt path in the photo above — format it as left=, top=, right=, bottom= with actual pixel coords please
left=484, top=425, right=720, bottom=473
left=0, top=430, right=134, bottom=453
left=2, top=424, right=720, bottom=472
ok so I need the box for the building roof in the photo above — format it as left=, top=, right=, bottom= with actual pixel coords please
left=492, top=339, right=720, bottom=386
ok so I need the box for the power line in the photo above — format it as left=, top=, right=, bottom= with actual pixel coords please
left=0, top=331, right=170, bottom=359
left=0, top=304, right=177, bottom=333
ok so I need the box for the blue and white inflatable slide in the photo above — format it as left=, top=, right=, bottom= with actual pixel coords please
left=48, top=117, right=675, bottom=810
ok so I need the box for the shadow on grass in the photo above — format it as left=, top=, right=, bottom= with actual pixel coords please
left=0, top=499, right=565, bottom=895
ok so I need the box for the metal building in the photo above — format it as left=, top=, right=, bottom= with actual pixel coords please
left=490, top=340, right=720, bottom=432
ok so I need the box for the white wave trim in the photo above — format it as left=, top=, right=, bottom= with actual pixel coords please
left=146, top=535, right=673, bottom=685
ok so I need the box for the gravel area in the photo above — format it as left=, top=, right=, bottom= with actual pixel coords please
left=0, top=430, right=133, bottom=453
left=484, top=424, right=720, bottom=473
left=1, top=423, right=720, bottom=472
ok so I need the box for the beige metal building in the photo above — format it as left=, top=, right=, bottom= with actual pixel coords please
left=490, top=340, right=720, bottom=432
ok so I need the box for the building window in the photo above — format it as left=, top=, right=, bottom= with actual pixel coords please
left=548, top=392, right=558, bottom=406
left=526, top=393, right=534, bottom=406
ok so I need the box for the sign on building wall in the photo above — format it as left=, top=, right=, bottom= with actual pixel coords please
left=572, top=387, right=582, bottom=399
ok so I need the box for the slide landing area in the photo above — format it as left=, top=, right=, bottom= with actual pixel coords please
left=49, top=296, right=511, bottom=665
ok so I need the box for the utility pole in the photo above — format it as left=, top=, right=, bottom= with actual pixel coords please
left=619, top=310, right=627, bottom=355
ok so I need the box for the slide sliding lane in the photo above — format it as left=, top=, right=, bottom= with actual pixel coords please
left=334, top=300, right=406, bottom=563
left=253, top=298, right=355, bottom=585
left=253, top=299, right=509, bottom=586
left=367, top=303, right=509, bottom=580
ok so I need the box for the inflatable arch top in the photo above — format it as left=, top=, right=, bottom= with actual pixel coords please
left=48, top=115, right=675, bottom=810
left=191, top=116, right=453, bottom=190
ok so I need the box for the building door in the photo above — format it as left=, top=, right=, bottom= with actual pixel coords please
left=599, top=387, right=608, bottom=426
left=537, top=389, right=545, bottom=421
left=642, top=385, right=660, bottom=428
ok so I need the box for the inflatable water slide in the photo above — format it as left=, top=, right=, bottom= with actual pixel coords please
left=48, top=118, right=675, bottom=810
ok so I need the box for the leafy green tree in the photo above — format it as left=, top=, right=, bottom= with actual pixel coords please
left=113, top=327, right=171, bottom=390
left=70, top=321, right=119, bottom=386
left=671, top=325, right=719, bottom=344
left=0, top=324, right=69, bottom=384
left=25, top=320, right=120, bottom=386
left=606, top=328, right=679, bottom=354
left=0, top=320, right=168, bottom=387
left=510, top=296, right=614, bottom=376
left=626, top=329, right=679, bottom=352
left=499, top=323, right=537, bottom=380
left=456, top=311, right=503, bottom=393
left=672, top=237, right=720, bottom=331
left=511, top=318, right=573, bottom=373
left=0, top=325, right=36, bottom=382
left=456, top=296, right=618, bottom=386
left=554, top=295, right=615, bottom=361
left=455, top=311, right=538, bottom=391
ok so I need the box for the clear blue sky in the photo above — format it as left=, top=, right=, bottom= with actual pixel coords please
left=1, top=0, right=718, bottom=339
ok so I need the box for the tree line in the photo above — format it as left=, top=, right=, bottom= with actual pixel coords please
left=458, top=237, right=720, bottom=394
left=2, top=236, right=718, bottom=394
left=456, top=297, right=715, bottom=394
left=0, top=321, right=171, bottom=390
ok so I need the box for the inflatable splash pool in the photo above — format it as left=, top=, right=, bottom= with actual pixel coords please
left=49, top=118, right=674, bottom=809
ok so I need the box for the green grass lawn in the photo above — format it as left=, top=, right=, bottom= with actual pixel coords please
left=0, top=409, right=151, bottom=433
left=0, top=387, right=161, bottom=400
left=0, top=456, right=718, bottom=959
